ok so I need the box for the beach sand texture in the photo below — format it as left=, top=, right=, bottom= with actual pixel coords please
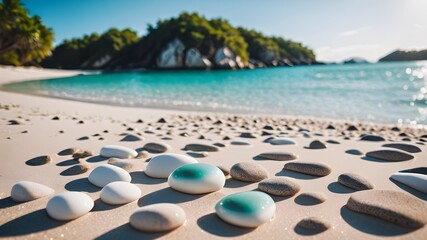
left=0, top=67, right=427, bottom=239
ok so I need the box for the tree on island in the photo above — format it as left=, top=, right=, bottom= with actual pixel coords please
left=0, top=0, right=54, bottom=66
left=43, top=12, right=316, bottom=69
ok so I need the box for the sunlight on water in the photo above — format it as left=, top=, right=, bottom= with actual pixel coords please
left=3, top=61, right=427, bottom=126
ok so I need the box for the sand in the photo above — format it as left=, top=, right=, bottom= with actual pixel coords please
left=0, top=66, right=427, bottom=239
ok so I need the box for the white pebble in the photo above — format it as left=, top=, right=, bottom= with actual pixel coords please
left=100, top=181, right=141, bottom=205
left=100, top=145, right=137, bottom=159
left=145, top=153, right=197, bottom=178
left=46, top=192, right=94, bottom=221
left=88, top=165, right=131, bottom=187
left=11, top=181, right=54, bottom=202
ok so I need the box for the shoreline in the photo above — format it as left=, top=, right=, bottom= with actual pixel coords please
left=1, top=66, right=425, bottom=130
left=0, top=66, right=426, bottom=239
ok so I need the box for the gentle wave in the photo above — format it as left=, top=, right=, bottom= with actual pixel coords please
left=3, top=61, right=427, bottom=126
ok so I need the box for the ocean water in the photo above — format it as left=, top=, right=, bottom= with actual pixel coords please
left=3, top=61, right=427, bottom=126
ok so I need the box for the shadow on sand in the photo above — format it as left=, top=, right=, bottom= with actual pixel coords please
left=197, top=213, right=255, bottom=237
left=0, top=209, right=66, bottom=237
left=340, top=206, right=415, bottom=236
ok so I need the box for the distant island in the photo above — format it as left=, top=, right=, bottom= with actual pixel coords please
left=0, top=1, right=317, bottom=70
left=379, top=49, right=427, bottom=62
left=41, top=13, right=316, bottom=70
left=343, top=57, right=369, bottom=64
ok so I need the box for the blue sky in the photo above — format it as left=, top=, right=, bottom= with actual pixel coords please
left=22, top=0, right=427, bottom=62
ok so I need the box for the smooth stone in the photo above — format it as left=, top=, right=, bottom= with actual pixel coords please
left=296, top=217, right=330, bottom=233
left=268, top=137, right=297, bottom=145
left=215, top=191, right=276, bottom=227
left=258, top=177, right=300, bottom=196
left=400, top=167, right=427, bottom=175
left=100, top=145, right=138, bottom=159
left=326, top=139, right=340, bottom=144
left=338, top=173, right=374, bottom=190
left=360, top=134, right=385, bottom=141
left=61, top=164, right=90, bottom=176
left=383, top=143, right=422, bottom=153
left=217, top=165, right=230, bottom=176
left=390, top=172, right=427, bottom=193
left=88, top=165, right=131, bottom=187
left=239, top=132, right=257, bottom=138
left=46, top=192, right=94, bottom=221
left=230, top=141, right=251, bottom=146
left=347, top=125, right=358, bottom=131
left=11, top=181, right=54, bottom=202
left=168, top=163, right=225, bottom=194
left=26, top=155, right=51, bottom=166
left=58, top=148, right=80, bottom=156
left=145, top=153, right=198, bottom=178
left=136, top=151, right=150, bottom=159
left=284, top=162, right=331, bottom=177
left=366, top=150, right=414, bottom=161
left=72, top=150, right=94, bottom=159
left=130, top=203, right=186, bottom=232
left=230, top=162, right=269, bottom=182
left=346, top=190, right=427, bottom=228
left=295, top=192, right=326, bottom=205
left=143, top=142, right=171, bottom=153
left=100, top=181, right=141, bottom=205
left=345, top=149, right=364, bottom=155
left=120, top=134, right=142, bottom=142
left=308, top=140, right=327, bottom=149
left=184, top=143, right=220, bottom=152
left=107, top=158, right=134, bottom=171
left=258, top=151, right=298, bottom=161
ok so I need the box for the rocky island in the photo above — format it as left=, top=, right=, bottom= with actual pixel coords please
left=379, top=49, right=427, bottom=62
left=41, top=13, right=316, bottom=70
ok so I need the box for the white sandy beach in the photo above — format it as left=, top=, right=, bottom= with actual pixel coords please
left=0, top=66, right=426, bottom=239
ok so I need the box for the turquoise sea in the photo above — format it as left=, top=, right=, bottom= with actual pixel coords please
left=3, top=61, right=427, bottom=126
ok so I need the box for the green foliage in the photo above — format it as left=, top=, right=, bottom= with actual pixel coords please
left=42, top=28, right=138, bottom=69
left=42, top=11, right=316, bottom=69
left=0, top=0, right=54, bottom=66
left=238, top=27, right=315, bottom=63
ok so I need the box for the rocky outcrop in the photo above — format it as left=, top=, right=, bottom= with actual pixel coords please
left=156, top=38, right=185, bottom=68
left=379, top=49, right=427, bottom=62
left=258, top=50, right=276, bottom=65
left=185, top=48, right=212, bottom=68
left=93, top=55, right=112, bottom=68
left=214, top=47, right=237, bottom=69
